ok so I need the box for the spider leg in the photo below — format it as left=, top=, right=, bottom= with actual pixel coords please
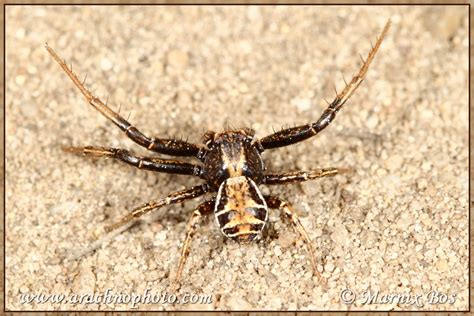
left=63, top=146, right=202, bottom=177
left=104, top=184, right=209, bottom=233
left=45, top=44, right=202, bottom=157
left=173, top=199, right=214, bottom=290
left=256, top=20, right=390, bottom=151
left=265, top=196, right=326, bottom=285
left=263, top=167, right=350, bottom=185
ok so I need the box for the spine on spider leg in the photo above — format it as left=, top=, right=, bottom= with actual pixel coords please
left=312, top=20, right=391, bottom=135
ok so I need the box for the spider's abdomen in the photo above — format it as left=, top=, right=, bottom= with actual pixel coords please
left=214, top=176, right=268, bottom=242
left=202, top=130, right=264, bottom=189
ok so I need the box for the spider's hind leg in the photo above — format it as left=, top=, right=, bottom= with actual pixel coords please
left=265, top=195, right=326, bottom=285
left=173, top=200, right=214, bottom=290
left=104, top=184, right=208, bottom=233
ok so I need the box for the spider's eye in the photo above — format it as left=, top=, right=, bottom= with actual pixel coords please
left=216, top=169, right=228, bottom=181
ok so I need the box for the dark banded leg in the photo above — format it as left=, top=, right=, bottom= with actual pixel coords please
left=263, top=167, right=349, bottom=185
left=256, top=20, right=390, bottom=151
left=45, top=44, right=202, bottom=157
left=265, top=196, right=325, bottom=284
left=174, top=200, right=214, bottom=288
left=64, top=146, right=202, bottom=176
left=105, top=184, right=209, bottom=233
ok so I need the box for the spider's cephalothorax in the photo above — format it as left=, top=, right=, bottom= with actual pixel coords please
left=46, top=20, right=389, bottom=288
left=201, top=129, right=264, bottom=189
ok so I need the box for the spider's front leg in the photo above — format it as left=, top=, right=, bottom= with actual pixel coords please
left=45, top=44, right=202, bottom=157
left=265, top=196, right=325, bottom=285
left=105, top=184, right=209, bottom=232
left=256, top=20, right=390, bottom=151
left=173, top=199, right=214, bottom=290
left=64, top=146, right=202, bottom=176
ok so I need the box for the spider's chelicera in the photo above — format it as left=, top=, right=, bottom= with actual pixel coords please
left=46, top=21, right=389, bottom=286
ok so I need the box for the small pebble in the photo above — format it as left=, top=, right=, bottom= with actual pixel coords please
left=417, top=178, right=428, bottom=190
left=436, top=259, right=449, bottom=272
left=167, top=50, right=189, bottom=70
left=274, top=246, right=282, bottom=257
left=331, top=223, right=350, bottom=248
left=15, top=75, right=26, bottom=86
left=278, top=230, right=294, bottom=248
left=366, top=115, right=379, bottom=129
left=72, top=268, right=96, bottom=295
left=223, top=295, right=253, bottom=309
left=292, top=98, right=312, bottom=112
left=145, top=270, right=160, bottom=282
left=100, top=57, right=113, bottom=71
left=422, top=161, right=432, bottom=171
left=268, top=297, right=282, bottom=309
left=385, top=154, right=404, bottom=171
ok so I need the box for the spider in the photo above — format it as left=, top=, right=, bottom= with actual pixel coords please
left=46, top=20, right=389, bottom=287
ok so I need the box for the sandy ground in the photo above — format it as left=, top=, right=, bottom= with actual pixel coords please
left=5, top=5, right=468, bottom=311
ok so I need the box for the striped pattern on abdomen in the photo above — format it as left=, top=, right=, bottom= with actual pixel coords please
left=214, top=176, right=268, bottom=242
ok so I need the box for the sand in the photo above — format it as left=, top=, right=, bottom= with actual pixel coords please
left=5, top=5, right=468, bottom=311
